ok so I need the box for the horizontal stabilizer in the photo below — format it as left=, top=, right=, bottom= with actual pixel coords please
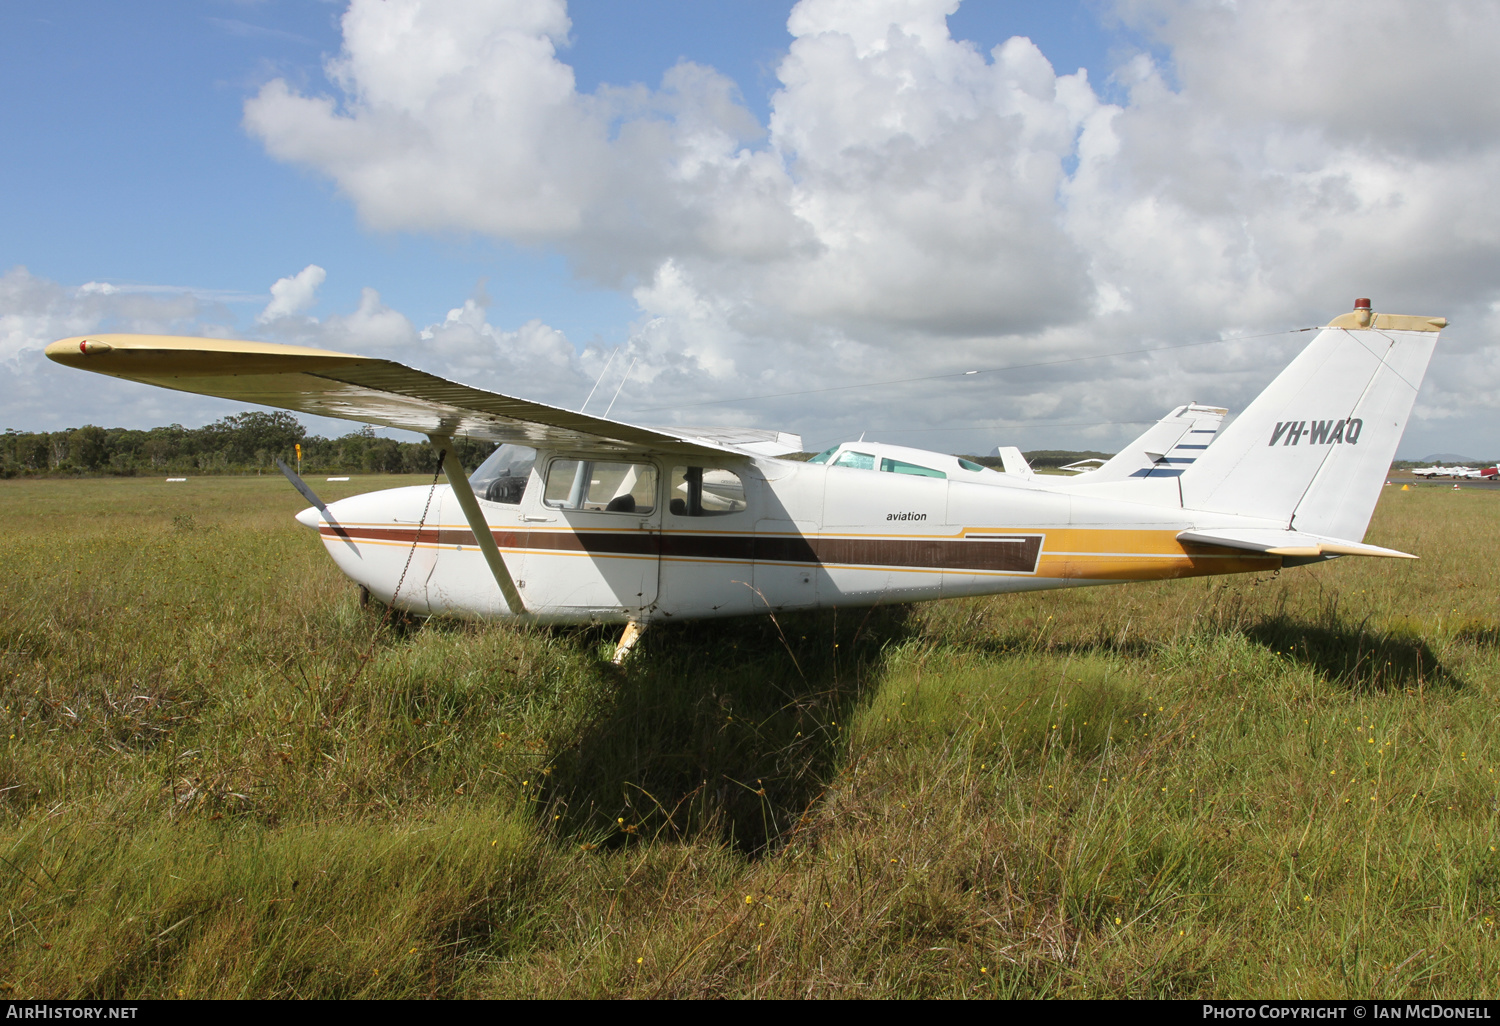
left=1176, top=528, right=1416, bottom=559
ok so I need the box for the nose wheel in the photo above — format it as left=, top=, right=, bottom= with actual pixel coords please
left=612, top=621, right=647, bottom=665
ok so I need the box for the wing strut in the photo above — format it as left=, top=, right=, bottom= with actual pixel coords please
left=430, top=435, right=528, bottom=616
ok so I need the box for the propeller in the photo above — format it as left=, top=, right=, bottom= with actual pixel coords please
left=275, top=458, right=358, bottom=551
left=275, top=457, right=330, bottom=518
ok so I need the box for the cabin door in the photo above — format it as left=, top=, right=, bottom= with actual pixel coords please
left=517, top=457, right=662, bottom=620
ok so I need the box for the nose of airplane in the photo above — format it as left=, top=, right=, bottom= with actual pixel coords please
left=295, top=505, right=322, bottom=530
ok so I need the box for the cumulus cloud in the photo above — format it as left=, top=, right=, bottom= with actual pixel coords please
left=2, top=268, right=100, bottom=364
left=259, top=263, right=327, bottom=322
left=245, top=0, right=601, bottom=241
left=254, top=274, right=598, bottom=412
left=1113, top=0, right=1500, bottom=156
left=245, top=0, right=1096, bottom=341
left=159, top=0, right=1500, bottom=453
left=320, top=287, right=418, bottom=350
left=0, top=264, right=598, bottom=436
left=0, top=267, right=229, bottom=431
left=0, top=266, right=211, bottom=367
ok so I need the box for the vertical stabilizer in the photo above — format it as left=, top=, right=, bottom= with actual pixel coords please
left=1180, top=303, right=1443, bottom=540
left=1077, top=403, right=1226, bottom=483
left=994, top=446, right=1033, bottom=478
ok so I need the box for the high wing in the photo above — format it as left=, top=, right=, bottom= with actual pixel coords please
left=44, top=334, right=801, bottom=460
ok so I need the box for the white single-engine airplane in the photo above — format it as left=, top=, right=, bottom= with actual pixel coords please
left=47, top=299, right=1444, bottom=661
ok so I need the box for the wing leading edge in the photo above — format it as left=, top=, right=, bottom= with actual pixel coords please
left=45, top=334, right=800, bottom=460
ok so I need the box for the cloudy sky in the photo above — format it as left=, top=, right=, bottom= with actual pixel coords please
left=4, top=0, right=1499, bottom=458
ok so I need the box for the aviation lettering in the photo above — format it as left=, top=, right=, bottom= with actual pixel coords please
left=887, top=512, right=927, bottom=521
left=1267, top=417, right=1363, bottom=447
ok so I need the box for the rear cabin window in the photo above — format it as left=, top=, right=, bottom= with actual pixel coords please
left=880, top=457, right=945, bottom=479
left=544, top=460, right=657, bottom=514
left=807, top=446, right=839, bottom=465
left=669, top=467, right=747, bottom=517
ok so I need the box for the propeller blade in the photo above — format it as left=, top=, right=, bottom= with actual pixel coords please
left=275, top=458, right=360, bottom=552
left=275, top=457, right=329, bottom=516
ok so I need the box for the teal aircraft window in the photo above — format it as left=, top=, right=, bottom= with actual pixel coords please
left=669, top=467, right=747, bottom=516
left=833, top=450, right=876, bottom=471
left=807, top=446, right=839, bottom=465
left=957, top=458, right=988, bottom=473
left=881, top=457, right=945, bottom=479
left=544, top=460, right=657, bottom=514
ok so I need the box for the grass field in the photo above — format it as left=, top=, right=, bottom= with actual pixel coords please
left=1, top=474, right=1498, bottom=998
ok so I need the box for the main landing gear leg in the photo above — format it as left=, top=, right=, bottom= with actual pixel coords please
left=612, top=621, right=647, bottom=665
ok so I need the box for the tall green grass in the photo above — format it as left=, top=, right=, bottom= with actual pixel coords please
left=1, top=476, right=1497, bottom=997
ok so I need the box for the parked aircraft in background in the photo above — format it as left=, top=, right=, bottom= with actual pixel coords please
left=1411, top=465, right=1498, bottom=479
left=1058, top=458, right=1108, bottom=473
left=46, top=298, right=1445, bottom=661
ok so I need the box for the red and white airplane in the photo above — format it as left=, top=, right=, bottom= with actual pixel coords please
left=47, top=299, right=1444, bottom=660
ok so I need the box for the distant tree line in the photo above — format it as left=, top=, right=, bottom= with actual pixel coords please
left=4, top=413, right=1130, bottom=480
left=0, top=412, right=496, bottom=478
left=970, top=450, right=1114, bottom=470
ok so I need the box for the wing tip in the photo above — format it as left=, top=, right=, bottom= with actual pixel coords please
left=46, top=336, right=104, bottom=365
left=46, top=333, right=369, bottom=363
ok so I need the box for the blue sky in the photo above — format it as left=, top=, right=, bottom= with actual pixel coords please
left=3, top=0, right=1498, bottom=458
left=1, top=1, right=619, bottom=342
left=0, top=1, right=1119, bottom=340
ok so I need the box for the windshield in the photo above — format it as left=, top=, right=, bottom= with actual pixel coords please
left=470, top=444, right=537, bottom=505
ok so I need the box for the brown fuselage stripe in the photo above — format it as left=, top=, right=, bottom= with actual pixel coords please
left=322, top=526, right=1045, bottom=574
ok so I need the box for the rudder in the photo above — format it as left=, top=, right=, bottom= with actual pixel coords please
left=1180, top=304, right=1443, bottom=541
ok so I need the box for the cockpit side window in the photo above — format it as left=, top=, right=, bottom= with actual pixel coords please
left=880, top=457, right=945, bottom=479
left=668, top=467, right=747, bottom=517
left=544, top=460, right=658, bottom=513
left=832, top=450, right=876, bottom=471
left=470, top=444, right=537, bottom=505
left=807, top=446, right=839, bottom=465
